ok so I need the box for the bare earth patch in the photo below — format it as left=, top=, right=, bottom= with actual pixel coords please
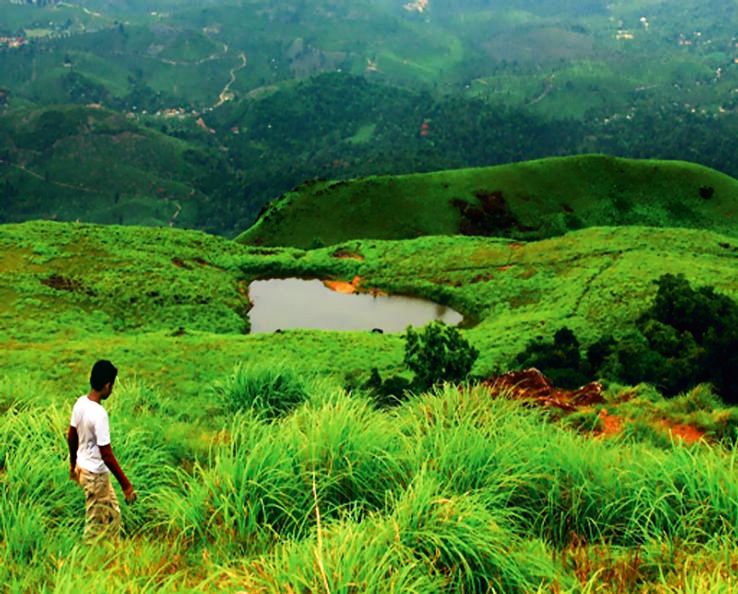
left=657, top=420, right=705, bottom=444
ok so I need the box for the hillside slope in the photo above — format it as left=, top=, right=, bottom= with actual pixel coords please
left=4, top=222, right=738, bottom=593
left=238, top=155, right=738, bottom=248
left=2, top=221, right=737, bottom=382
left=0, top=104, right=241, bottom=231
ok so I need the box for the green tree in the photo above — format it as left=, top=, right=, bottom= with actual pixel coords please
left=515, top=327, right=590, bottom=388
left=404, top=322, right=479, bottom=391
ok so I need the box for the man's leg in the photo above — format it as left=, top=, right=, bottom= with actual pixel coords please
left=78, top=467, right=121, bottom=540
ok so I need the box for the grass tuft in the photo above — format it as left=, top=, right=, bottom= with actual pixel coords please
left=213, top=362, right=313, bottom=418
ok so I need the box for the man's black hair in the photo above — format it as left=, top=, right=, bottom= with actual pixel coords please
left=90, top=360, right=118, bottom=391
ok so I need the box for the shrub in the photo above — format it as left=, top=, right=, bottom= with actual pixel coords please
left=515, top=327, right=590, bottom=389
left=362, top=367, right=413, bottom=408
left=404, top=322, right=479, bottom=391
left=513, top=275, right=738, bottom=403
left=646, top=273, right=735, bottom=343
left=391, top=474, right=556, bottom=593
left=640, top=274, right=738, bottom=401
left=214, top=362, right=311, bottom=418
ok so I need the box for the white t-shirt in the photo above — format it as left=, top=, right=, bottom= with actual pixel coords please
left=70, top=395, right=111, bottom=474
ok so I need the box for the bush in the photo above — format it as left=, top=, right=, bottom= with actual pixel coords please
left=214, top=363, right=311, bottom=418
left=640, top=274, right=738, bottom=401
left=512, top=275, right=738, bottom=403
left=362, top=367, right=413, bottom=408
left=404, top=322, right=479, bottom=391
left=515, top=327, right=590, bottom=389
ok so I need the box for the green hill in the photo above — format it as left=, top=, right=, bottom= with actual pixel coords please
left=238, top=155, right=738, bottom=249
left=3, top=220, right=737, bottom=377
left=0, top=104, right=242, bottom=231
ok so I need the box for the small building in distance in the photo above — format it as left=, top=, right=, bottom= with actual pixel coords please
left=0, top=36, right=28, bottom=49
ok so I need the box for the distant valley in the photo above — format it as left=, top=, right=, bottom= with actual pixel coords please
left=3, top=0, right=738, bottom=234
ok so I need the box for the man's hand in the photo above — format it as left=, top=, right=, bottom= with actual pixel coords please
left=123, top=484, right=137, bottom=505
left=69, top=466, right=80, bottom=484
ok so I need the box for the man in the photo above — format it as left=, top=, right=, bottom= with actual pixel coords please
left=67, top=360, right=137, bottom=540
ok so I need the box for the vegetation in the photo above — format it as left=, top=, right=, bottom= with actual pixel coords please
left=4, top=0, right=738, bottom=588
left=4, top=0, right=738, bottom=238
left=0, top=219, right=737, bottom=589
left=3, top=220, right=737, bottom=384
left=404, top=322, right=479, bottom=391
left=214, top=362, right=313, bottom=418
left=362, top=322, right=479, bottom=406
left=515, top=274, right=738, bottom=402
left=0, top=104, right=243, bottom=233
left=515, top=327, right=590, bottom=389
left=238, top=155, right=738, bottom=248
left=5, top=375, right=738, bottom=591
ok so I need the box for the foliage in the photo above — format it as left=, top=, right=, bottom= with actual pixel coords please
left=6, top=380, right=738, bottom=591
left=7, top=0, right=738, bottom=237
left=213, top=363, right=312, bottom=419
left=599, top=274, right=738, bottom=402
left=404, top=322, right=479, bottom=392
left=238, top=155, right=738, bottom=248
left=515, top=327, right=590, bottom=389
left=361, top=367, right=414, bottom=408
left=514, top=274, right=738, bottom=403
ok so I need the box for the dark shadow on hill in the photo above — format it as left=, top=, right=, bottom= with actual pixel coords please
left=453, top=191, right=532, bottom=237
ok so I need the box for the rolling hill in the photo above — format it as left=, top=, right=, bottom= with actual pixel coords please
left=238, top=155, right=738, bottom=248
left=0, top=104, right=243, bottom=231
left=3, top=219, right=737, bottom=378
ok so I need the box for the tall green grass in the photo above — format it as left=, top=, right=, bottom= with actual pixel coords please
left=398, top=387, right=738, bottom=548
left=158, top=389, right=411, bottom=555
left=4, top=377, right=738, bottom=590
left=212, top=362, right=313, bottom=418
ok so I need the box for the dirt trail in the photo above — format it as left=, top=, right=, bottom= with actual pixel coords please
left=159, top=42, right=230, bottom=66
left=214, top=52, right=248, bottom=108
left=528, top=76, right=556, bottom=106
left=168, top=201, right=183, bottom=227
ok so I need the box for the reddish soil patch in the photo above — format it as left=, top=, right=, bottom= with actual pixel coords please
left=323, top=276, right=362, bottom=294
left=471, top=273, right=495, bottom=283
left=519, top=267, right=537, bottom=280
left=657, top=420, right=705, bottom=444
left=171, top=257, right=192, bottom=269
left=452, top=191, right=529, bottom=237
left=323, top=276, right=389, bottom=297
left=509, top=243, right=525, bottom=250
left=597, top=410, right=624, bottom=437
left=498, top=265, right=512, bottom=272
left=484, top=368, right=605, bottom=411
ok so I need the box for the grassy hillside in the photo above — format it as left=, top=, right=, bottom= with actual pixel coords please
left=3, top=220, right=737, bottom=388
left=3, top=220, right=738, bottom=591
left=238, top=155, right=738, bottom=248
left=0, top=104, right=242, bottom=231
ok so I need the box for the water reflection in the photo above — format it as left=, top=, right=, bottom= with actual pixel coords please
left=248, top=278, right=463, bottom=334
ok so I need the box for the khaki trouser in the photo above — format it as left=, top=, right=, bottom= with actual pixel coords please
left=75, top=466, right=121, bottom=540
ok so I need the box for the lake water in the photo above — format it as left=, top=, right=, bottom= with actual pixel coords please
left=248, top=278, right=464, bottom=334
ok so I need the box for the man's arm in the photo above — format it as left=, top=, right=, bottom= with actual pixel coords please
left=67, top=426, right=79, bottom=481
left=99, top=444, right=137, bottom=503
